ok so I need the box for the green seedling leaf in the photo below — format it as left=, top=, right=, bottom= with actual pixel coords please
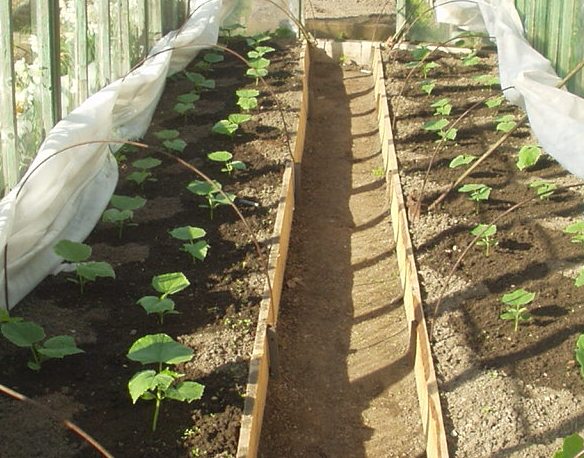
left=1, top=321, right=45, bottom=347
left=154, top=129, right=179, bottom=140
left=236, top=89, right=260, bottom=98
left=496, top=114, right=516, bottom=133
left=166, top=381, right=204, bottom=402
left=212, top=120, right=238, bottom=137
left=132, top=157, right=161, bottom=170
left=431, top=98, right=452, bottom=116
left=246, top=33, right=270, bottom=47
left=152, top=272, right=190, bottom=297
left=177, top=93, right=200, bottom=104
left=575, top=269, right=584, bottom=288
left=237, top=97, right=258, bottom=111
left=501, top=288, right=535, bottom=307
left=246, top=67, right=269, bottom=80
left=516, top=145, right=542, bottom=171
left=137, top=297, right=178, bottom=322
left=54, top=240, right=91, bottom=263
left=421, top=61, right=440, bottom=78
left=438, top=128, right=457, bottom=141
left=485, top=95, right=504, bottom=108
left=37, top=335, right=84, bottom=359
left=458, top=183, right=492, bottom=201
left=203, top=52, right=224, bottom=64
left=187, top=180, right=222, bottom=196
left=410, top=46, right=429, bottom=61
left=110, top=195, right=147, bottom=211
left=127, top=333, right=193, bottom=366
left=182, top=240, right=210, bottom=262
left=554, top=433, right=584, bottom=458
left=564, top=221, right=584, bottom=245
left=529, top=180, right=556, bottom=200
left=129, top=369, right=157, bottom=403
left=500, top=288, right=534, bottom=332
left=449, top=154, right=476, bottom=169
left=185, top=72, right=215, bottom=90
left=228, top=113, right=252, bottom=125
left=102, top=208, right=133, bottom=224
left=462, top=52, right=481, bottom=66
left=76, top=261, right=115, bottom=282
left=459, top=183, right=492, bottom=213
left=576, top=335, right=584, bottom=378
left=163, top=138, right=187, bottom=153
left=423, top=118, right=449, bottom=132
left=474, top=74, right=499, bottom=86
left=208, top=151, right=233, bottom=162
left=229, top=160, right=246, bottom=171
left=174, top=103, right=194, bottom=115
left=470, top=224, right=498, bottom=257
left=169, top=226, right=206, bottom=241
left=420, top=80, right=436, bottom=95
left=127, top=171, right=151, bottom=186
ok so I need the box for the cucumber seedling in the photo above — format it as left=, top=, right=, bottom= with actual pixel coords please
left=137, top=272, right=190, bottom=324
left=0, top=314, right=83, bottom=371
left=485, top=95, right=504, bottom=109
left=529, top=180, right=556, bottom=200
left=208, top=150, right=246, bottom=175
left=458, top=183, right=492, bottom=214
left=576, top=334, right=584, bottom=379
left=470, top=224, right=498, bottom=257
left=102, top=194, right=147, bottom=238
left=127, top=333, right=204, bottom=432
left=169, top=226, right=210, bottom=263
left=212, top=114, right=252, bottom=138
left=246, top=57, right=270, bottom=85
left=462, top=51, right=481, bottom=66
left=499, top=288, right=534, bottom=332
left=420, top=79, right=436, bottom=96
left=516, top=144, right=542, bottom=171
left=423, top=118, right=457, bottom=142
left=187, top=180, right=235, bottom=220
left=174, top=92, right=200, bottom=118
left=474, top=73, right=499, bottom=87
left=495, top=114, right=516, bottom=133
left=563, top=221, right=584, bottom=287
left=449, top=154, right=476, bottom=169
left=431, top=98, right=452, bottom=116
left=554, top=433, right=584, bottom=458
left=127, top=157, right=162, bottom=188
left=246, top=32, right=270, bottom=48
left=154, top=129, right=187, bottom=154
left=54, top=240, right=115, bottom=293
left=185, top=72, right=215, bottom=92
left=236, top=88, right=260, bottom=112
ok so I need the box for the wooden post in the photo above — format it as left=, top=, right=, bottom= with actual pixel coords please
left=0, top=0, right=19, bottom=192
left=74, top=0, right=89, bottom=107
left=33, top=0, right=61, bottom=135
left=96, top=0, right=111, bottom=88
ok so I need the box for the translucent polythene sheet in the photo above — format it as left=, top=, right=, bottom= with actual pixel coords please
left=434, top=0, right=584, bottom=178
left=0, top=0, right=223, bottom=310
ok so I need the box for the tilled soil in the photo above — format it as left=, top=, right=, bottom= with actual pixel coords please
left=0, top=38, right=301, bottom=458
left=384, top=45, right=584, bottom=457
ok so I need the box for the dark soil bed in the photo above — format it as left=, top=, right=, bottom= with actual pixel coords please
left=0, top=38, right=301, bottom=458
left=384, top=45, right=584, bottom=456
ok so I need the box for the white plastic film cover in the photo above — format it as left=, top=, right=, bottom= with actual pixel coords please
left=434, top=0, right=584, bottom=181
left=0, top=0, right=222, bottom=310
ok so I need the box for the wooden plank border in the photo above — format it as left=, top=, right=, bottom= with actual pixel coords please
left=371, top=44, right=450, bottom=458
left=236, top=41, right=311, bottom=458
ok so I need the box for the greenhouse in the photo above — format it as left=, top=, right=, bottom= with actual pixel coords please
left=0, top=0, right=583, bottom=456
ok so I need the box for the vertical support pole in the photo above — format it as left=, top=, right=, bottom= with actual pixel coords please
left=96, top=0, right=111, bottom=88
left=148, top=0, right=162, bottom=47
left=33, top=0, right=62, bottom=136
left=74, top=0, right=89, bottom=106
left=396, top=0, right=407, bottom=37
left=0, top=0, right=19, bottom=192
left=120, top=0, right=131, bottom=74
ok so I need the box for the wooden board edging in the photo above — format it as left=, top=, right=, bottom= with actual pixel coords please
left=371, top=45, right=450, bottom=458
left=236, top=41, right=311, bottom=458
